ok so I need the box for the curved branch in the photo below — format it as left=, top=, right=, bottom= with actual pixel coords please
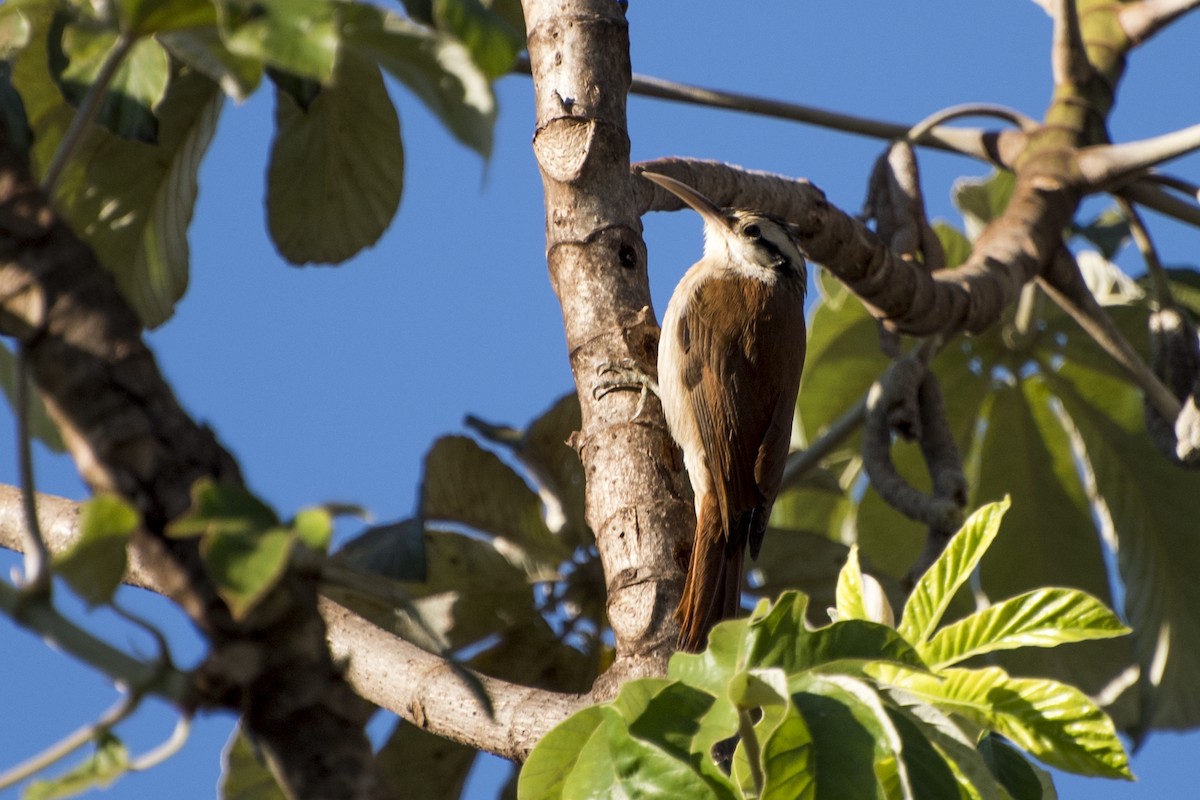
left=1118, top=179, right=1200, bottom=226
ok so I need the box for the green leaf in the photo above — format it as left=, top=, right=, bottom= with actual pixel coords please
left=933, top=220, right=972, bottom=269
left=835, top=544, right=867, bottom=621
left=979, top=735, right=1054, bottom=800
left=899, top=499, right=1011, bottom=645
left=266, top=49, right=403, bottom=265
left=291, top=507, right=334, bottom=551
left=563, top=710, right=722, bottom=800
left=421, top=435, right=566, bottom=576
left=884, top=666, right=1131, bottom=779
left=0, top=343, right=65, bottom=451
left=159, top=27, right=263, bottom=100
left=952, top=170, right=1015, bottom=240
left=334, top=518, right=427, bottom=582
left=1070, top=207, right=1130, bottom=260
left=434, top=0, right=524, bottom=77
left=760, top=702, right=816, bottom=800
left=168, top=479, right=280, bottom=538
left=215, top=0, right=337, bottom=83
left=220, top=727, right=289, bottom=800
left=0, top=59, right=33, bottom=158
left=54, top=494, right=139, bottom=607
left=52, top=20, right=170, bottom=142
left=1046, top=361, right=1200, bottom=732
left=0, top=6, right=32, bottom=59
left=920, top=588, right=1129, bottom=669
left=376, top=720, right=477, bottom=800
left=14, top=11, right=224, bottom=326
left=25, top=731, right=130, bottom=800
left=886, top=707, right=963, bottom=800
left=518, top=705, right=608, bottom=800
left=202, top=524, right=295, bottom=620
left=341, top=2, right=496, bottom=156
left=788, top=675, right=889, bottom=799
left=118, top=0, right=218, bottom=35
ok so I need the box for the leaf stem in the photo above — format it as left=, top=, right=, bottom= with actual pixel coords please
left=41, top=32, right=136, bottom=195
left=737, top=707, right=765, bottom=797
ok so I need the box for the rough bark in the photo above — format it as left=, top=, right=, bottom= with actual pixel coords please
left=522, top=0, right=693, bottom=692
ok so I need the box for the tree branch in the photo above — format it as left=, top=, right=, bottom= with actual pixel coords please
left=1052, top=0, right=1093, bottom=85
left=1120, top=0, right=1200, bottom=44
left=1079, top=123, right=1200, bottom=190
left=0, top=485, right=587, bottom=763
left=0, top=125, right=387, bottom=798
left=514, top=56, right=1028, bottom=167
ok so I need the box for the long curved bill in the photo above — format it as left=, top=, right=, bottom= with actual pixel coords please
left=640, top=171, right=732, bottom=232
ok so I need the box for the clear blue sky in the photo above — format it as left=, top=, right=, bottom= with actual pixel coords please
left=3, top=2, right=1199, bottom=797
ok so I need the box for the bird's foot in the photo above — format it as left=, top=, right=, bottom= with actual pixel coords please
left=592, top=359, right=659, bottom=421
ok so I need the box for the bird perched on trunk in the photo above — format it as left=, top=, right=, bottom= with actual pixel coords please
left=642, top=170, right=808, bottom=652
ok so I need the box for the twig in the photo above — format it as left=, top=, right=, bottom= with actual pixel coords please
left=513, top=56, right=1018, bottom=165
left=129, top=715, right=191, bottom=772
left=0, top=692, right=138, bottom=791
left=1038, top=253, right=1181, bottom=421
left=1140, top=172, right=1200, bottom=202
left=906, top=103, right=1035, bottom=142
left=781, top=397, right=867, bottom=490
left=1079, top=123, right=1200, bottom=190
left=1117, top=197, right=1173, bottom=307
left=42, top=34, right=136, bottom=195
left=1119, top=179, right=1200, bottom=226
left=1120, top=0, right=1200, bottom=44
left=14, top=348, right=50, bottom=595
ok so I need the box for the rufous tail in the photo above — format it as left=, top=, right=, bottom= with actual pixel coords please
left=677, top=491, right=745, bottom=653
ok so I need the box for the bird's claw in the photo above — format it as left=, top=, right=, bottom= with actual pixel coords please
left=592, top=359, right=660, bottom=421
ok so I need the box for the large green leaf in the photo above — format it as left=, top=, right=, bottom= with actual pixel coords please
left=341, top=2, right=496, bottom=156
left=160, top=26, right=264, bottom=101
left=421, top=435, right=567, bottom=574
left=1047, top=361, right=1200, bottom=732
left=885, top=665, right=1131, bottom=779
left=886, top=707, right=963, bottom=800
left=266, top=50, right=403, bottom=265
left=760, top=701, right=816, bottom=800
left=921, top=588, right=1129, bottom=669
left=517, top=705, right=607, bottom=800
left=13, top=13, right=222, bottom=326
left=899, top=499, right=1010, bottom=645
left=118, top=0, right=218, bottom=36
left=788, top=675, right=887, bottom=799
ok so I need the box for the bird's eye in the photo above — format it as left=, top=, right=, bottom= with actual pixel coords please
left=744, top=224, right=761, bottom=239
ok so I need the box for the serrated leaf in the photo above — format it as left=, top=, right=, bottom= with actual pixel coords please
left=52, top=21, right=169, bottom=142
left=517, top=705, right=608, bottom=800
left=0, top=343, right=65, bottom=451
left=422, top=435, right=566, bottom=575
left=168, top=479, right=279, bottom=538
left=215, top=0, right=336, bottom=83
left=899, top=500, right=1011, bottom=645
left=341, top=2, right=496, bottom=156
left=220, top=727, right=288, bottom=800
left=14, top=13, right=223, bottom=326
left=202, top=525, right=295, bottom=620
left=54, top=494, right=139, bottom=607
left=952, top=170, right=1015, bottom=240
left=921, top=588, right=1129, bottom=668
left=434, top=0, right=523, bottom=77
left=376, top=719, right=476, bottom=800
left=25, top=731, right=130, bottom=800
left=266, top=49, right=402, bottom=264
left=884, top=666, right=1131, bottom=779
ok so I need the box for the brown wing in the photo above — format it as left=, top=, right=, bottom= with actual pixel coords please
left=680, top=275, right=807, bottom=542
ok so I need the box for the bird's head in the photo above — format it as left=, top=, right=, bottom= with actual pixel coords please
left=641, top=170, right=806, bottom=283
